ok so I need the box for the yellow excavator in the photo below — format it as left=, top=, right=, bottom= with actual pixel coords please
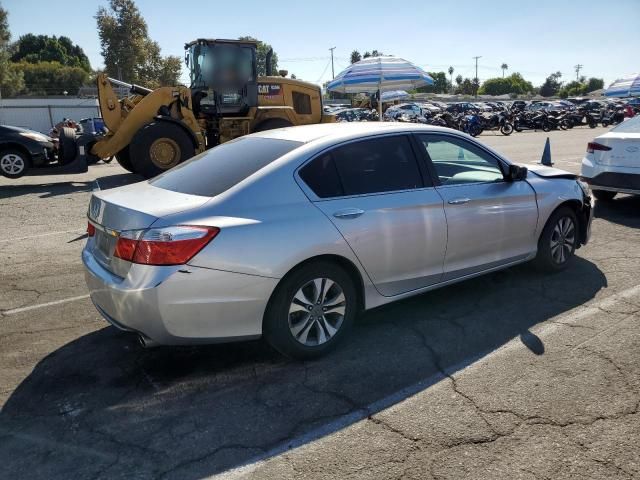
left=86, top=39, right=333, bottom=178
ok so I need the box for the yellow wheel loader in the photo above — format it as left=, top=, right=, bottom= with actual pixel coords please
left=89, top=39, right=334, bottom=178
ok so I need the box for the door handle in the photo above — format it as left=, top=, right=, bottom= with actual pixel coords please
left=448, top=197, right=471, bottom=205
left=333, top=208, right=365, bottom=219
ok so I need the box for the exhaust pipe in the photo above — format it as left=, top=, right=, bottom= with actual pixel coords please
left=265, top=48, right=273, bottom=76
left=138, top=334, right=159, bottom=348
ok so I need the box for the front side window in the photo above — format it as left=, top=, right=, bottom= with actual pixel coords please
left=418, top=134, right=504, bottom=186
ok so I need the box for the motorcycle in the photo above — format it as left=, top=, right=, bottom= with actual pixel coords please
left=478, top=110, right=513, bottom=136
left=600, top=108, right=625, bottom=127
left=565, top=108, right=598, bottom=128
left=459, top=112, right=483, bottom=137
left=513, top=111, right=550, bottom=132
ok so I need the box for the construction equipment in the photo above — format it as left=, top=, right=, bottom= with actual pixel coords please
left=89, top=39, right=333, bottom=178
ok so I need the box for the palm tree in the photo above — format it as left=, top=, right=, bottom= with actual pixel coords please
left=501, top=63, right=508, bottom=78
left=448, top=66, right=454, bottom=93
left=350, top=50, right=361, bottom=64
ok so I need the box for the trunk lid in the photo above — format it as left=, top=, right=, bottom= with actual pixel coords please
left=595, top=132, right=640, bottom=169
left=87, top=181, right=211, bottom=277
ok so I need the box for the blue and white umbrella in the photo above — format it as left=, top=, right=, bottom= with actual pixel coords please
left=327, top=56, right=433, bottom=119
left=604, top=73, right=640, bottom=97
left=381, top=90, right=410, bottom=102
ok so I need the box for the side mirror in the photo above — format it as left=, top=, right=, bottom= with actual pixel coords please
left=507, top=164, right=528, bottom=181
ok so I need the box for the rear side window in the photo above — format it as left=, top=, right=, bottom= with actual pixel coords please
left=150, top=137, right=301, bottom=197
left=299, top=153, right=343, bottom=198
left=332, top=136, right=423, bottom=196
left=292, top=92, right=312, bottom=114
left=612, top=115, right=640, bottom=133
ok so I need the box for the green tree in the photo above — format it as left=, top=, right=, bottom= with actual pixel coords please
left=418, top=71, right=451, bottom=94
left=363, top=51, right=371, bottom=58
left=13, top=61, right=90, bottom=95
left=96, top=0, right=180, bottom=86
left=0, top=3, right=25, bottom=97
left=539, top=71, right=563, bottom=97
left=455, top=77, right=475, bottom=95
left=501, top=63, right=508, bottom=78
left=350, top=50, right=361, bottom=64
left=585, top=77, right=604, bottom=93
left=448, top=66, right=454, bottom=92
left=238, top=36, right=277, bottom=77
left=455, top=74, right=463, bottom=87
left=478, top=73, right=533, bottom=96
left=11, top=34, right=91, bottom=71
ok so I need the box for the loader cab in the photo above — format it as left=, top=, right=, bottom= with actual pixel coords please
left=185, top=39, right=258, bottom=116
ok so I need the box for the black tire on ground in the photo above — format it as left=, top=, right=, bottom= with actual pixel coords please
left=601, top=120, right=609, bottom=128
left=0, top=148, right=31, bottom=179
left=130, top=122, right=196, bottom=178
left=115, top=147, right=135, bottom=173
left=542, top=121, right=551, bottom=132
left=253, top=118, right=293, bottom=132
left=533, top=206, right=578, bottom=273
left=592, top=189, right=616, bottom=201
left=500, top=122, right=513, bottom=136
left=263, top=260, right=358, bottom=360
left=589, top=121, right=597, bottom=128
left=58, top=126, right=78, bottom=163
left=84, top=141, right=101, bottom=165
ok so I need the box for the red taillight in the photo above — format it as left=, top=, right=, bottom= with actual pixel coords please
left=587, top=142, right=611, bottom=154
left=87, top=222, right=96, bottom=237
left=113, top=226, right=219, bottom=266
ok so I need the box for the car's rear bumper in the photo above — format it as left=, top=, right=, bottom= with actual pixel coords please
left=82, top=247, right=278, bottom=345
left=582, top=171, right=640, bottom=195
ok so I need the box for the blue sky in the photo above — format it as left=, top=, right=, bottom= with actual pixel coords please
left=3, top=0, right=638, bottom=88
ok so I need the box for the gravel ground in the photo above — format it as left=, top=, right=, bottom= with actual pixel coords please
left=0, top=126, right=638, bottom=480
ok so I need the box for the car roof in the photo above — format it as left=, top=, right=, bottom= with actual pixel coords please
left=249, top=122, right=494, bottom=148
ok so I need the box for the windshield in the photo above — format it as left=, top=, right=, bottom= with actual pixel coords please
left=611, top=115, right=640, bottom=133
left=150, top=137, right=302, bottom=197
left=187, top=43, right=254, bottom=90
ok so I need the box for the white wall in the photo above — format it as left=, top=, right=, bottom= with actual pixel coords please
left=0, top=98, right=100, bottom=133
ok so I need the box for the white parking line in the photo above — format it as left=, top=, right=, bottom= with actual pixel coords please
left=0, top=229, right=84, bottom=243
left=213, top=283, right=640, bottom=479
left=2, top=295, right=90, bottom=316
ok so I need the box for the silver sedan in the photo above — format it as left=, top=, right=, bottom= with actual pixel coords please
left=83, top=123, right=593, bottom=359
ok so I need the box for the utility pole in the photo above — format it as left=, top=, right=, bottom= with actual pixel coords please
left=574, top=64, right=583, bottom=81
left=472, top=56, right=482, bottom=98
left=329, top=47, right=336, bottom=79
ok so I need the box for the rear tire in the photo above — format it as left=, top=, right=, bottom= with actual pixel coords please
left=0, top=148, right=30, bottom=178
left=130, top=122, right=196, bottom=178
left=592, top=190, right=616, bottom=201
left=115, top=147, right=135, bottom=173
left=263, top=261, right=357, bottom=359
left=533, top=207, right=578, bottom=273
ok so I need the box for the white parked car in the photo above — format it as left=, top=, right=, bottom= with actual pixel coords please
left=581, top=116, right=640, bottom=200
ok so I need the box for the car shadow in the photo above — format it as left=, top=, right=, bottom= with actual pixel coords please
left=0, top=256, right=606, bottom=479
left=594, top=194, right=640, bottom=229
left=0, top=173, right=143, bottom=199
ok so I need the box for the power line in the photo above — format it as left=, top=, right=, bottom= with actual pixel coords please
left=574, top=64, right=583, bottom=81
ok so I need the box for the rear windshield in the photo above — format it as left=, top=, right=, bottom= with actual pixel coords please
left=612, top=116, right=640, bottom=133
left=150, top=137, right=302, bottom=196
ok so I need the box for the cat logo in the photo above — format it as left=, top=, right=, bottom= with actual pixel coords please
left=258, top=84, right=282, bottom=96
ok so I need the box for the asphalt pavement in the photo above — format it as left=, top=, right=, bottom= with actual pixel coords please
left=0, top=126, right=638, bottom=479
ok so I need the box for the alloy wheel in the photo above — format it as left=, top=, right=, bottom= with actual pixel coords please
left=0, top=153, right=25, bottom=175
left=550, top=216, right=576, bottom=265
left=288, top=278, right=346, bottom=346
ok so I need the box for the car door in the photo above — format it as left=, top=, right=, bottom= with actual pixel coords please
left=415, top=133, right=538, bottom=281
left=298, top=134, right=447, bottom=296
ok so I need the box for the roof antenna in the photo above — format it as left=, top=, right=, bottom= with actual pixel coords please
left=540, top=137, right=553, bottom=166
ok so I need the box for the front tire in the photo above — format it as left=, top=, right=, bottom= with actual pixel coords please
left=592, top=189, right=616, bottom=201
left=130, top=122, right=196, bottom=178
left=533, top=207, right=578, bottom=272
left=500, top=122, right=513, bottom=136
left=115, top=147, right=135, bottom=173
left=263, top=261, right=357, bottom=359
left=0, top=149, right=30, bottom=178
